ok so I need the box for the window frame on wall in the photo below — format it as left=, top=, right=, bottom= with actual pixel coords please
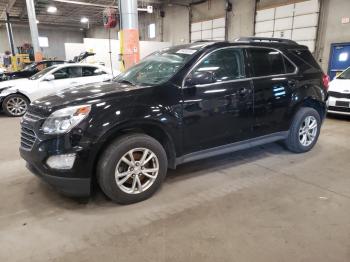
left=148, top=23, right=156, bottom=39
left=190, top=17, right=226, bottom=43
left=254, top=0, right=320, bottom=53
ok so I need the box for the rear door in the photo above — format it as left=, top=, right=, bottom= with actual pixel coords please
left=247, top=47, right=297, bottom=137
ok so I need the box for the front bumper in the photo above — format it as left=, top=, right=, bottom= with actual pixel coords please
left=327, top=96, right=350, bottom=115
left=19, top=115, right=95, bottom=197
left=25, top=162, right=91, bottom=197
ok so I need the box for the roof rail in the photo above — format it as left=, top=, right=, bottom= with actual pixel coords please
left=235, top=37, right=298, bottom=45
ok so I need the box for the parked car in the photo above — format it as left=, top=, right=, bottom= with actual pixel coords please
left=328, top=66, right=350, bottom=115
left=20, top=38, right=328, bottom=204
left=0, top=60, right=66, bottom=82
left=0, top=63, right=113, bottom=116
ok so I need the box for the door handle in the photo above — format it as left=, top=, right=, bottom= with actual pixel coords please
left=238, top=87, right=249, bottom=96
left=288, top=80, right=297, bottom=87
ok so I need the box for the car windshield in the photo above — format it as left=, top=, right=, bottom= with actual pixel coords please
left=29, top=65, right=57, bottom=80
left=337, top=67, right=350, bottom=79
left=114, top=48, right=197, bottom=86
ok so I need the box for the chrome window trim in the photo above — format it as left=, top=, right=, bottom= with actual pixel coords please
left=182, top=45, right=299, bottom=89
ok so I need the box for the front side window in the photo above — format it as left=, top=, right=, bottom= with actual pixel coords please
left=249, top=48, right=285, bottom=77
left=53, top=68, right=70, bottom=80
left=190, top=48, right=245, bottom=83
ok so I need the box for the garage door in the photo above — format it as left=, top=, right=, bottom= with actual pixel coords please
left=191, top=17, right=225, bottom=42
left=254, top=0, right=319, bottom=53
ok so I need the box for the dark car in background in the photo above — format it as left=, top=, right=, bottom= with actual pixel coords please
left=1, top=60, right=65, bottom=81
left=20, top=37, right=329, bottom=205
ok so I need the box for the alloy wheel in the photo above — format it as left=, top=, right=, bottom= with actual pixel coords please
left=6, top=97, right=27, bottom=116
left=298, top=115, right=318, bottom=147
left=115, top=148, right=159, bottom=194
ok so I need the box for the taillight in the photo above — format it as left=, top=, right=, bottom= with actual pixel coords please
left=322, top=74, right=330, bottom=91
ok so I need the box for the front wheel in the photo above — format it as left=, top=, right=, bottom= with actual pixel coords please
left=2, top=94, right=29, bottom=117
left=97, top=134, right=168, bottom=204
left=285, top=107, right=321, bottom=153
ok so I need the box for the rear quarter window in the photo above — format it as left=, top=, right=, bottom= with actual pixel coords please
left=288, top=49, right=321, bottom=73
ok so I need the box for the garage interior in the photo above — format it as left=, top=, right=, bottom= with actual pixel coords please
left=1, top=0, right=350, bottom=261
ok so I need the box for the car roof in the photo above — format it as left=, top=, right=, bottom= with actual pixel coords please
left=175, top=38, right=308, bottom=52
left=55, top=63, right=104, bottom=69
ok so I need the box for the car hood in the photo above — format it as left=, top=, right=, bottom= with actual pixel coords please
left=0, top=78, right=32, bottom=90
left=31, top=81, right=146, bottom=111
left=329, top=79, right=350, bottom=93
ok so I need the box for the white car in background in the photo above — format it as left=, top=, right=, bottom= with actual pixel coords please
left=0, top=63, right=113, bottom=117
left=328, top=67, right=350, bottom=116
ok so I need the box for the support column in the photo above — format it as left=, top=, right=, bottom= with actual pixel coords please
left=5, top=12, right=15, bottom=55
left=25, top=0, right=42, bottom=61
left=118, top=0, right=140, bottom=70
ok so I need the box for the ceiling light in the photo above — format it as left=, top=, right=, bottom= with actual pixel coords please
left=80, top=17, right=89, bottom=23
left=47, top=6, right=57, bottom=13
left=36, top=19, right=39, bottom=24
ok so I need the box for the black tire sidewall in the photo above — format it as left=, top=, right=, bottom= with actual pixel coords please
left=98, top=134, right=168, bottom=204
left=291, top=108, right=321, bottom=152
left=2, top=94, right=29, bottom=117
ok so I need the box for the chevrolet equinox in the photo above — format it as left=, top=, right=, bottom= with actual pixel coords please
left=20, top=37, right=329, bottom=204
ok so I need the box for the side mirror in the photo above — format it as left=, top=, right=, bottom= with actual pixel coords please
left=44, top=74, right=55, bottom=81
left=185, top=71, right=216, bottom=87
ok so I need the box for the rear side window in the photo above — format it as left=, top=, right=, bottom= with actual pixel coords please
left=249, top=48, right=285, bottom=77
left=82, top=66, right=107, bottom=77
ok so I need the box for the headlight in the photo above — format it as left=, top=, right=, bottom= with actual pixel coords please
left=0, top=87, right=12, bottom=94
left=42, top=105, right=91, bottom=134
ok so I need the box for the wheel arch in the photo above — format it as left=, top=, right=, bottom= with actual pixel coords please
left=92, top=120, right=178, bottom=180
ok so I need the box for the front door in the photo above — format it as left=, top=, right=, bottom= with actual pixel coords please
left=182, top=47, right=254, bottom=154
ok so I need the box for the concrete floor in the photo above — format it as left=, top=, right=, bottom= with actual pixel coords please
left=0, top=114, right=350, bottom=262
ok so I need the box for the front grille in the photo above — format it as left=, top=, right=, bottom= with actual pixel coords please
left=20, top=126, right=36, bottom=150
left=328, top=106, right=350, bottom=113
left=328, top=91, right=350, bottom=99
left=23, top=112, right=44, bottom=122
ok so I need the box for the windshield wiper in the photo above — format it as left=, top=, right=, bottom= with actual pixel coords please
left=116, top=79, right=135, bottom=85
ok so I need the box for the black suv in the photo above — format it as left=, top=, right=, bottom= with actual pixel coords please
left=20, top=38, right=328, bottom=204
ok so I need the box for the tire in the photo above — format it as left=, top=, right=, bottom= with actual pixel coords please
left=285, top=107, right=321, bottom=153
left=97, top=133, right=168, bottom=204
left=2, top=94, right=29, bottom=117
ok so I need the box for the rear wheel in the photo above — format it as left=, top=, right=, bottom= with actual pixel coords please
left=97, top=134, right=168, bottom=204
left=285, top=107, right=321, bottom=153
left=2, top=94, right=29, bottom=117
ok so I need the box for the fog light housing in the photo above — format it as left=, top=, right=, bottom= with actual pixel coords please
left=46, top=154, right=76, bottom=170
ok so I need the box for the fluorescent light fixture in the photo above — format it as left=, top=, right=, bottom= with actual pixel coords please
left=47, top=6, right=57, bottom=13
left=80, top=17, right=89, bottom=23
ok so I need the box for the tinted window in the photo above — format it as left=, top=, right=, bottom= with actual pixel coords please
left=249, top=48, right=285, bottom=77
left=53, top=68, right=69, bottom=80
left=82, top=67, right=106, bottom=77
left=284, top=57, right=296, bottom=73
left=291, top=49, right=320, bottom=70
left=67, top=67, right=82, bottom=78
left=53, top=67, right=82, bottom=79
left=191, top=48, right=245, bottom=82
